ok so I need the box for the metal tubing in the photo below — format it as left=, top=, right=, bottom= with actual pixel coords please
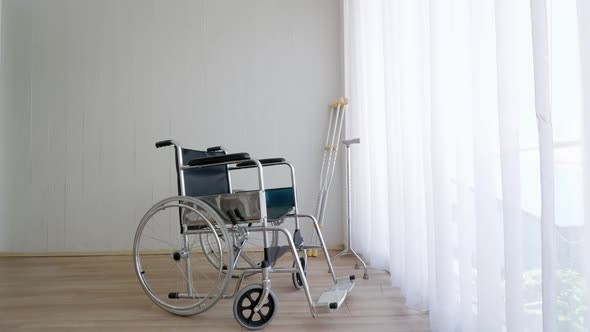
left=269, top=267, right=299, bottom=273
left=254, top=267, right=272, bottom=313
left=234, top=162, right=300, bottom=231
left=330, top=142, right=368, bottom=279
left=331, top=247, right=368, bottom=279
left=286, top=163, right=301, bottom=230
left=228, top=161, right=289, bottom=171
left=346, top=145, right=352, bottom=248
left=248, top=226, right=316, bottom=317
left=320, top=105, right=336, bottom=187
left=182, top=225, right=194, bottom=295
left=325, top=107, right=346, bottom=199
left=173, top=144, right=186, bottom=196
left=257, top=214, right=338, bottom=283
left=134, top=197, right=231, bottom=311
left=250, top=160, right=268, bottom=250
left=299, top=214, right=337, bottom=283
left=314, top=101, right=345, bottom=252
left=315, top=104, right=339, bottom=224
left=350, top=248, right=367, bottom=271
left=312, top=103, right=347, bottom=257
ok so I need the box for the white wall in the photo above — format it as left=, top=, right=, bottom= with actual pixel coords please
left=0, top=0, right=6, bottom=251
left=0, top=0, right=344, bottom=253
left=0, top=0, right=34, bottom=252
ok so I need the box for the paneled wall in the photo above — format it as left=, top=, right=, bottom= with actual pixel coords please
left=0, top=0, right=6, bottom=251
left=1, top=0, right=34, bottom=252
left=0, top=0, right=344, bottom=252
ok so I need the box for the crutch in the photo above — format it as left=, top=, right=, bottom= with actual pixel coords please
left=309, top=97, right=347, bottom=257
left=330, top=138, right=368, bottom=279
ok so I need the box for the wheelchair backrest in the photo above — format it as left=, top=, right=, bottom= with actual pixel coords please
left=178, top=149, right=230, bottom=197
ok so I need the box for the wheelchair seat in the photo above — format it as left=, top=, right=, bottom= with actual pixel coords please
left=181, top=148, right=295, bottom=223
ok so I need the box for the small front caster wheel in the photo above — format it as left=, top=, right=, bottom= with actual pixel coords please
left=233, top=284, right=278, bottom=330
left=292, top=256, right=307, bottom=290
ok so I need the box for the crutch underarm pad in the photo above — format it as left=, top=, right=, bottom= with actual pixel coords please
left=187, top=153, right=251, bottom=167
left=236, top=158, right=286, bottom=167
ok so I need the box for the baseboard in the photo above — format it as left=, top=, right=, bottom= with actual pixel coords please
left=0, top=250, right=136, bottom=257
left=0, top=245, right=345, bottom=258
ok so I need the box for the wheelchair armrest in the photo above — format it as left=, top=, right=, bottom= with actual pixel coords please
left=187, top=153, right=251, bottom=167
left=235, top=158, right=286, bottom=168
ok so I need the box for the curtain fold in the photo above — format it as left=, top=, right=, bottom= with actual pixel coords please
left=494, top=0, right=527, bottom=330
left=0, top=0, right=3, bottom=63
left=530, top=1, right=559, bottom=330
left=577, top=0, right=590, bottom=328
left=344, top=0, right=588, bottom=330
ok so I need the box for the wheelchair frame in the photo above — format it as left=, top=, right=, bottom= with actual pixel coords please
left=133, top=139, right=355, bottom=329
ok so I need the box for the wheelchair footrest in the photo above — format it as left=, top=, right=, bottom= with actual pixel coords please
left=314, top=275, right=355, bottom=313
left=300, top=244, right=323, bottom=250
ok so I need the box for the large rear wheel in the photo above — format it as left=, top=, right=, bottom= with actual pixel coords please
left=133, top=196, right=233, bottom=316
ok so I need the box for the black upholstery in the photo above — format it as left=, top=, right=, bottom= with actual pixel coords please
left=206, top=146, right=225, bottom=152
left=181, top=149, right=231, bottom=197
left=187, top=153, right=251, bottom=167
left=155, top=140, right=174, bottom=148
left=235, top=158, right=286, bottom=168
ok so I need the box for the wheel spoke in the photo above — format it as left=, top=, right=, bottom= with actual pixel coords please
left=144, top=234, right=177, bottom=250
left=135, top=197, right=233, bottom=317
left=174, top=261, right=198, bottom=296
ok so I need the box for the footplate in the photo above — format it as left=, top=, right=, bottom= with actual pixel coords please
left=314, top=275, right=355, bottom=313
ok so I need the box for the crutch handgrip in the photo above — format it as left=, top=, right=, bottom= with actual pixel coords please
left=329, top=97, right=349, bottom=109
left=342, top=138, right=360, bottom=146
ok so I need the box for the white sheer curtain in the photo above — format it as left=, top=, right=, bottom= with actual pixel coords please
left=344, top=0, right=590, bottom=330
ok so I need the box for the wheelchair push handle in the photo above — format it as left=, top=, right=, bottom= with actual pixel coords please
left=155, top=140, right=175, bottom=148
left=156, top=140, right=225, bottom=153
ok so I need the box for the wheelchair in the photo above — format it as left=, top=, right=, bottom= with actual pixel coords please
left=133, top=140, right=356, bottom=329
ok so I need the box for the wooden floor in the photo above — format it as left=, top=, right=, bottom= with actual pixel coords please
left=0, top=252, right=430, bottom=331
